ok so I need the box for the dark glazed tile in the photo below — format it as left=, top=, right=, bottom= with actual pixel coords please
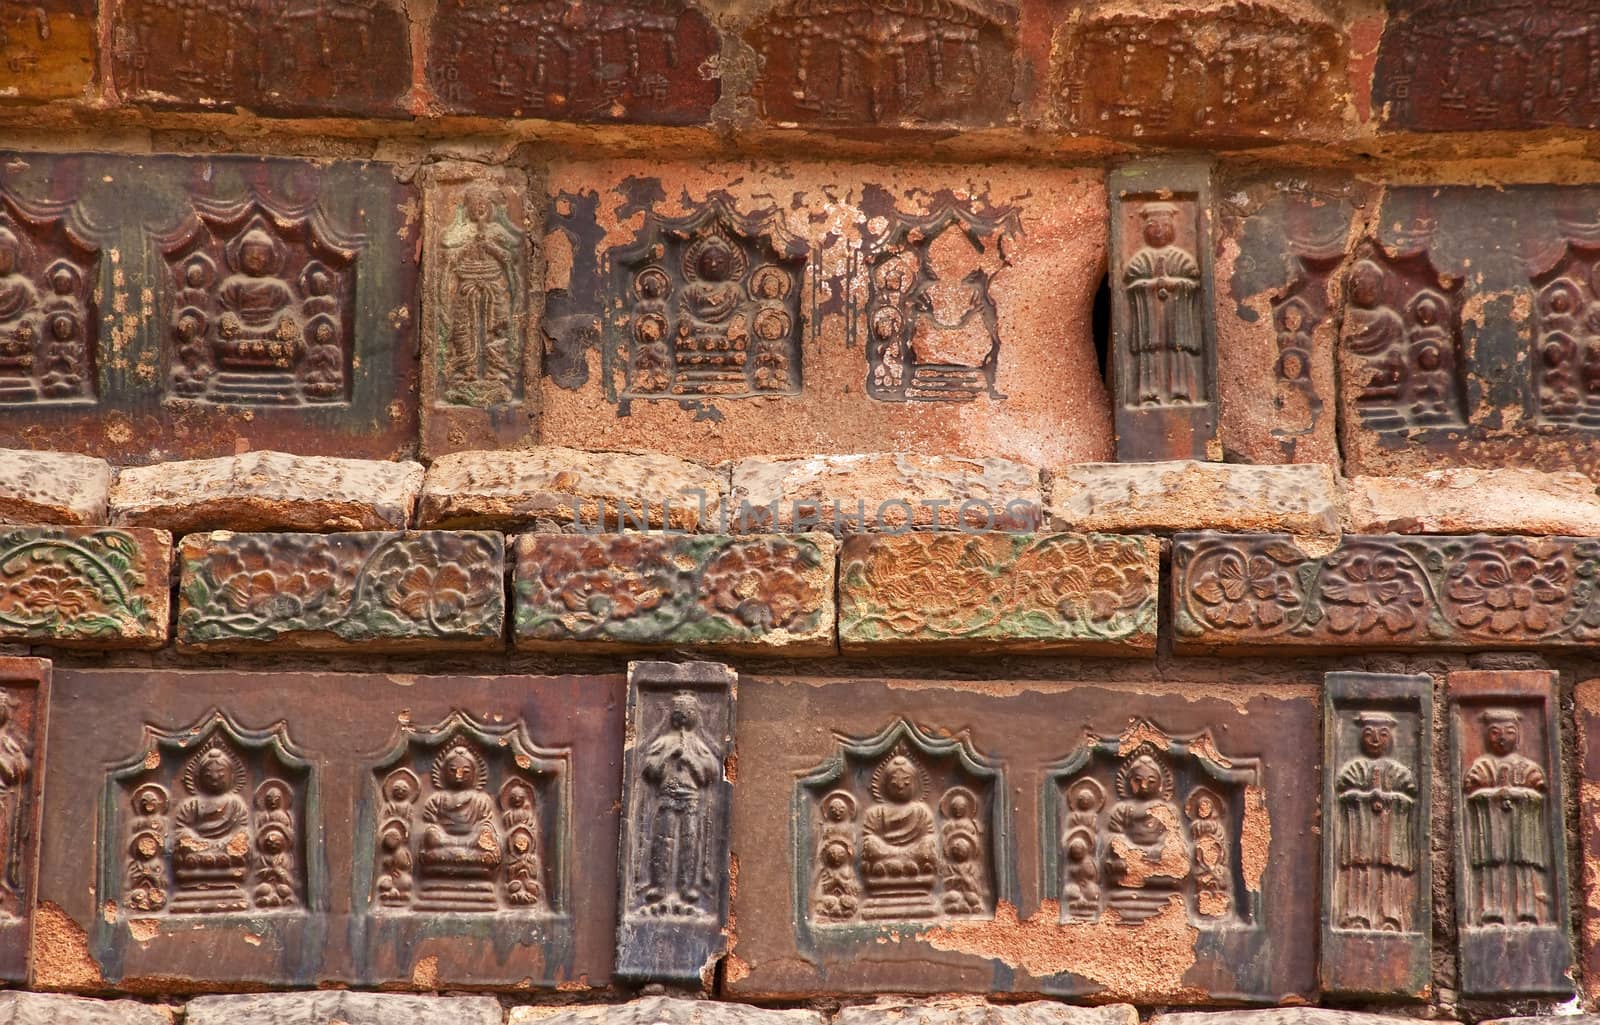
left=0, top=659, right=46, bottom=984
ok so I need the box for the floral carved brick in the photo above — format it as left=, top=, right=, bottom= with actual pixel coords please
left=1173, top=531, right=1600, bottom=653
left=513, top=534, right=835, bottom=655
left=177, top=531, right=504, bottom=653
left=838, top=532, right=1157, bottom=655
left=0, top=526, right=170, bottom=648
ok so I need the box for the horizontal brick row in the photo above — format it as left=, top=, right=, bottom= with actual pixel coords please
left=4, top=662, right=1591, bottom=1002
left=0, top=1, right=1581, bottom=140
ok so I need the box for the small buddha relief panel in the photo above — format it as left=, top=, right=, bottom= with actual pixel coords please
left=611, top=199, right=806, bottom=402
left=799, top=720, right=1001, bottom=928
left=370, top=713, right=565, bottom=916
left=426, top=0, right=719, bottom=123
left=1046, top=719, right=1259, bottom=928
left=1115, top=193, right=1208, bottom=410
left=862, top=204, right=1018, bottom=404
left=748, top=0, right=1020, bottom=128
left=0, top=193, right=99, bottom=405
left=109, top=712, right=311, bottom=918
left=109, top=0, right=411, bottom=116
left=1328, top=706, right=1426, bottom=935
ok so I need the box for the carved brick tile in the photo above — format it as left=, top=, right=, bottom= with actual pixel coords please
left=1374, top=0, right=1600, bottom=132
left=177, top=530, right=504, bottom=653
left=0, top=527, right=169, bottom=649
left=1108, top=163, right=1218, bottom=461
left=541, top=160, right=1111, bottom=465
left=1320, top=672, right=1432, bottom=999
left=616, top=661, right=735, bottom=984
left=836, top=1002, right=1138, bottom=1025
left=418, top=448, right=725, bottom=532
left=729, top=454, right=1042, bottom=533
left=1052, top=0, right=1350, bottom=143
left=0, top=448, right=109, bottom=525
left=186, top=993, right=504, bottom=1025
left=420, top=162, right=539, bottom=458
left=111, top=452, right=422, bottom=534
left=1048, top=462, right=1339, bottom=536
left=0, top=0, right=94, bottom=104
left=1215, top=172, right=1371, bottom=466
left=0, top=992, right=170, bottom=1025
left=426, top=0, right=719, bottom=123
left=0, top=660, right=46, bottom=984
left=1447, top=670, right=1573, bottom=997
left=108, top=0, right=410, bottom=116
left=1154, top=1013, right=1456, bottom=1025
left=1173, top=532, right=1600, bottom=654
left=726, top=677, right=1318, bottom=1001
left=512, top=533, right=835, bottom=655
left=1571, top=678, right=1600, bottom=1002
left=746, top=0, right=1021, bottom=130
left=35, top=669, right=623, bottom=990
left=0, top=152, right=417, bottom=464
left=837, top=532, right=1157, bottom=656
left=1343, top=468, right=1600, bottom=536
left=514, top=998, right=824, bottom=1025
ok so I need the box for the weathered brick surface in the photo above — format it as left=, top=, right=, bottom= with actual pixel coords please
left=1049, top=462, right=1339, bottom=536
left=0, top=660, right=47, bottom=984
left=419, top=448, right=723, bottom=532
left=0, top=152, right=418, bottom=464
left=837, top=1000, right=1138, bottom=1025
left=0, top=449, right=109, bottom=525
left=38, top=669, right=623, bottom=989
left=185, top=992, right=502, bottom=1025
left=1571, top=680, right=1600, bottom=1002
left=1154, top=1013, right=1451, bottom=1025
left=727, top=676, right=1316, bottom=1000
left=0, top=0, right=94, bottom=105
left=0, top=992, right=170, bottom=1024
left=177, top=530, right=504, bottom=653
left=110, top=452, right=422, bottom=534
left=730, top=454, right=1042, bottom=533
left=540, top=160, right=1111, bottom=465
left=837, top=532, right=1157, bottom=655
left=514, top=533, right=835, bottom=655
left=108, top=0, right=410, bottom=116
left=0, top=526, right=169, bottom=649
left=1173, top=532, right=1600, bottom=654
left=426, top=1, right=720, bottom=124
left=1343, top=468, right=1600, bottom=536
left=517, top=1000, right=821, bottom=1025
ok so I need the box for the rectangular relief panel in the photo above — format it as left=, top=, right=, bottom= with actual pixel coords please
left=1108, top=162, right=1218, bottom=462
left=1576, top=677, right=1600, bottom=1004
left=1448, top=670, right=1573, bottom=997
left=0, top=660, right=47, bottom=983
left=0, top=152, right=417, bottom=463
left=35, top=670, right=623, bottom=991
left=725, top=676, right=1317, bottom=1002
left=1321, top=672, right=1432, bottom=999
left=1173, top=532, right=1600, bottom=654
left=0, top=0, right=94, bottom=104
left=616, top=661, right=735, bottom=984
left=540, top=159, right=1112, bottom=465
left=0, top=527, right=170, bottom=649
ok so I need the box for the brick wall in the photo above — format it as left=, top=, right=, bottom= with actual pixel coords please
left=0, top=2, right=1598, bottom=1023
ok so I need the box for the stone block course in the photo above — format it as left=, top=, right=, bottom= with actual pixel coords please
left=185, top=992, right=503, bottom=1025
left=110, top=452, right=422, bottom=534
left=1048, top=461, right=1340, bottom=536
left=1153, top=1013, right=1454, bottom=1025
left=1342, top=468, right=1600, bottom=536
left=513, top=532, right=835, bottom=655
left=837, top=532, right=1157, bottom=655
left=0, top=992, right=172, bottom=1024
left=515, top=999, right=822, bottom=1025
left=0, top=526, right=170, bottom=649
left=730, top=454, right=1042, bottom=533
left=836, top=1000, right=1138, bottom=1025
left=419, top=448, right=724, bottom=532
left=177, top=530, right=504, bottom=653
left=0, top=449, right=110, bottom=525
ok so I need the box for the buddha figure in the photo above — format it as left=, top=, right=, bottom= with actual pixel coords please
left=417, top=741, right=502, bottom=909
left=171, top=742, right=252, bottom=913
left=1464, top=709, right=1550, bottom=926
left=216, top=226, right=303, bottom=373
left=637, top=691, right=721, bottom=914
left=0, top=691, right=29, bottom=909
left=0, top=227, right=39, bottom=391
left=1342, top=258, right=1407, bottom=413
left=860, top=746, right=939, bottom=919
left=1103, top=747, right=1191, bottom=922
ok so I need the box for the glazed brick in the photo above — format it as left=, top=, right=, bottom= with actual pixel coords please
left=0, top=448, right=110, bottom=525
left=0, top=526, right=169, bottom=649
left=0, top=660, right=48, bottom=984
left=513, top=533, right=835, bottom=655
left=111, top=452, right=422, bottom=534
left=1173, top=532, right=1600, bottom=654
left=177, top=530, right=504, bottom=653
left=838, top=532, right=1157, bottom=656
left=0, top=0, right=94, bottom=104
